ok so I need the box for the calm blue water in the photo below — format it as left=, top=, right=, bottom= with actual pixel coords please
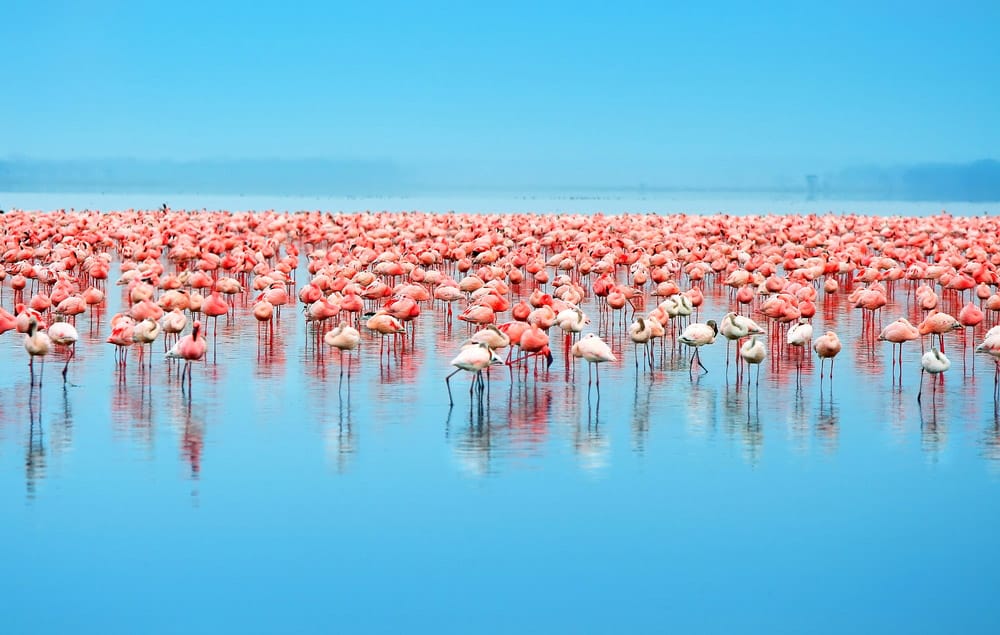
left=2, top=201, right=1000, bottom=633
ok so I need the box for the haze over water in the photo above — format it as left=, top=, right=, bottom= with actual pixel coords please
left=3, top=190, right=998, bottom=217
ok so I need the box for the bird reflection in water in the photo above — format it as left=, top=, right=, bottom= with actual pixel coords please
left=887, top=383, right=908, bottom=444
left=685, top=384, right=718, bottom=439
left=376, top=340, right=424, bottom=386
left=26, top=386, right=46, bottom=500
left=48, top=385, right=75, bottom=455
left=254, top=330, right=287, bottom=380
left=179, top=399, right=204, bottom=503
left=507, top=381, right=552, bottom=448
left=788, top=388, right=811, bottom=453
left=325, top=397, right=355, bottom=474
left=111, top=369, right=155, bottom=451
left=631, top=377, right=653, bottom=454
left=919, top=394, right=948, bottom=460
left=448, top=392, right=495, bottom=477
left=854, top=331, right=883, bottom=379
left=815, top=390, right=840, bottom=453
left=722, top=389, right=764, bottom=466
left=446, top=383, right=559, bottom=476
left=575, top=391, right=609, bottom=472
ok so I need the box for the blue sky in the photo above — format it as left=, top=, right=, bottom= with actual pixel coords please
left=3, top=1, right=997, bottom=186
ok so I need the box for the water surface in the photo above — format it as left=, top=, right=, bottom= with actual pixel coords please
left=2, top=206, right=999, bottom=633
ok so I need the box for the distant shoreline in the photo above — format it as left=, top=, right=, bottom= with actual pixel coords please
left=1, top=190, right=996, bottom=217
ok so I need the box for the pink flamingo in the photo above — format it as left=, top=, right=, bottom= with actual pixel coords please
left=166, top=320, right=208, bottom=392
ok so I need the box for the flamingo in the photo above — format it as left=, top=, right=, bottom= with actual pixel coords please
left=48, top=320, right=79, bottom=382
left=24, top=317, right=51, bottom=385
left=324, top=321, right=361, bottom=382
left=107, top=316, right=136, bottom=366
left=132, top=317, right=161, bottom=368
left=878, top=318, right=920, bottom=374
left=739, top=336, right=766, bottom=387
left=160, top=309, right=188, bottom=350
left=917, top=348, right=950, bottom=403
left=252, top=296, right=275, bottom=341
left=917, top=311, right=961, bottom=353
left=468, top=324, right=510, bottom=352
left=813, top=331, right=842, bottom=380
left=365, top=310, right=406, bottom=359
left=678, top=319, right=718, bottom=377
left=0, top=306, right=17, bottom=335
left=720, top=311, right=765, bottom=375
left=628, top=316, right=654, bottom=370
left=166, top=321, right=208, bottom=392
left=445, top=341, right=495, bottom=406
left=787, top=318, right=813, bottom=385
left=571, top=333, right=617, bottom=387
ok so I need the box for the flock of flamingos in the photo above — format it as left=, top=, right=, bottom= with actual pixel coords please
left=2, top=208, right=1000, bottom=406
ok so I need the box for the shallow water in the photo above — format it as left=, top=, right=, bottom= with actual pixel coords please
left=3, top=216, right=1000, bottom=633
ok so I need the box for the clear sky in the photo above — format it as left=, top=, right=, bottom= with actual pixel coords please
left=3, top=1, right=997, bottom=187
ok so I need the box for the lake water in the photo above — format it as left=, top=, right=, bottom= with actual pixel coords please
left=2, top=194, right=1000, bottom=633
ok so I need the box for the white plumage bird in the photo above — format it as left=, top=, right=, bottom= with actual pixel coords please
left=918, top=348, right=950, bottom=403
left=48, top=320, right=79, bottom=382
left=571, top=333, right=617, bottom=387
left=679, top=319, right=718, bottom=376
left=740, top=336, right=766, bottom=387
left=445, top=341, right=496, bottom=406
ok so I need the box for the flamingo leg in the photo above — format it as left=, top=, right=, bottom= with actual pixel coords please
left=62, top=346, right=75, bottom=382
left=696, top=349, right=708, bottom=374
left=445, top=367, right=462, bottom=406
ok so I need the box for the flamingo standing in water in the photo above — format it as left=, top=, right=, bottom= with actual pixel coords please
left=917, top=348, right=950, bottom=403
left=628, top=316, right=654, bottom=370
left=166, top=321, right=208, bottom=392
left=324, top=321, right=361, bottom=383
left=917, top=311, right=961, bottom=353
left=202, top=291, right=229, bottom=361
left=132, top=317, right=161, bottom=370
left=813, top=331, right=842, bottom=381
left=720, top=311, right=765, bottom=376
left=107, top=315, right=136, bottom=366
left=571, top=333, right=616, bottom=388
left=24, top=316, right=51, bottom=385
left=365, top=310, right=406, bottom=360
left=445, top=341, right=495, bottom=406
left=160, top=309, right=187, bottom=350
left=48, top=320, right=79, bottom=382
left=252, top=296, right=275, bottom=344
left=786, top=318, right=813, bottom=385
left=740, top=336, right=766, bottom=387
left=878, top=318, right=920, bottom=372
left=679, top=319, right=718, bottom=377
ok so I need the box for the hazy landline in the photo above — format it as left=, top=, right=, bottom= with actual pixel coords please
left=0, top=158, right=997, bottom=201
